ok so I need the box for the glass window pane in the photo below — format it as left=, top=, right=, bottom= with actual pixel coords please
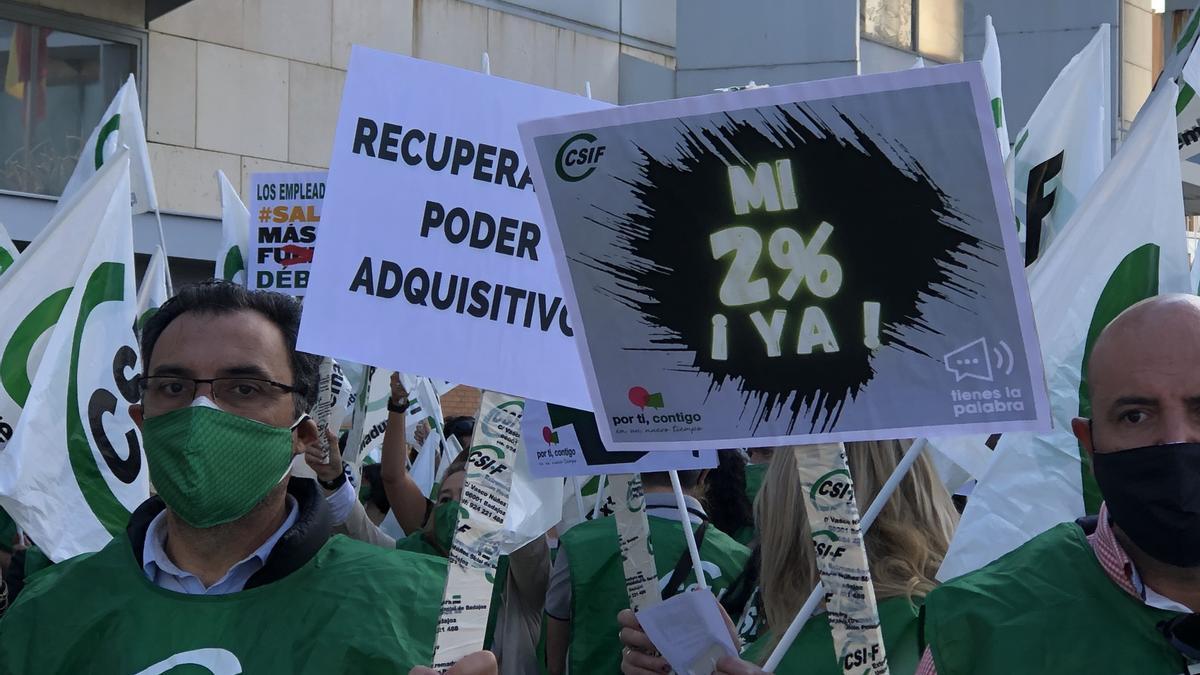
left=0, top=18, right=136, bottom=196
left=918, top=0, right=963, bottom=62
left=861, top=0, right=914, bottom=51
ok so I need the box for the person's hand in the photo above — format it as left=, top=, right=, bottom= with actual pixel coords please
left=618, top=608, right=670, bottom=674
left=414, top=419, right=430, bottom=447
left=716, top=597, right=742, bottom=651
left=714, top=656, right=767, bottom=674
left=390, top=372, right=410, bottom=410
left=408, top=650, right=497, bottom=675
left=305, top=428, right=343, bottom=483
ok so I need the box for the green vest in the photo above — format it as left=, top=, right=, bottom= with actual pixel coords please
left=741, top=596, right=921, bottom=674
left=392, top=512, right=508, bottom=650
left=924, top=523, right=1187, bottom=675
left=0, top=533, right=448, bottom=673
left=560, top=514, right=750, bottom=674
left=744, top=462, right=768, bottom=505
left=734, top=463, right=767, bottom=547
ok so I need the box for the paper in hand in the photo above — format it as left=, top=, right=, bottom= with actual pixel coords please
left=636, top=589, right=739, bottom=675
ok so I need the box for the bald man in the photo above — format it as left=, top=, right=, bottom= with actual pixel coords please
left=917, top=294, right=1200, bottom=674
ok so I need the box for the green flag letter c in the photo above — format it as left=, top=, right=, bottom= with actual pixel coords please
left=94, top=114, right=120, bottom=170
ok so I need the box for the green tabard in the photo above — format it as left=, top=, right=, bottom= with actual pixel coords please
left=924, top=523, right=1186, bottom=675
left=559, top=514, right=749, bottom=674
left=0, top=533, right=448, bottom=673
left=741, top=595, right=921, bottom=674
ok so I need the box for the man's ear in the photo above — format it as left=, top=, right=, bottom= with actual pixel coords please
left=292, top=416, right=319, bottom=455
left=1071, top=417, right=1095, bottom=457
left=129, top=404, right=144, bottom=430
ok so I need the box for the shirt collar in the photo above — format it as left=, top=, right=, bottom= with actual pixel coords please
left=1092, top=502, right=1193, bottom=613
left=142, top=495, right=299, bottom=594
left=643, top=491, right=706, bottom=525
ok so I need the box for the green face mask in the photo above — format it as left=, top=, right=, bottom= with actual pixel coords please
left=142, top=402, right=302, bottom=528
left=427, top=499, right=467, bottom=554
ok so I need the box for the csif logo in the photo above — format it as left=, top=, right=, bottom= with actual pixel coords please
left=541, top=425, right=559, bottom=447
left=555, top=132, right=606, bottom=182
left=809, top=468, right=853, bottom=513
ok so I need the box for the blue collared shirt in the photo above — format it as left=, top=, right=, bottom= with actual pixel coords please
left=141, top=496, right=299, bottom=595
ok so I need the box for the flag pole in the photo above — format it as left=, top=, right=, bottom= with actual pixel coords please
left=573, top=476, right=587, bottom=520
left=592, top=473, right=607, bottom=517
left=669, top=469, right=707, bottom=590
left=153, top=208, right=173, bottom=295
left=762, top=439, right=927, bottom=672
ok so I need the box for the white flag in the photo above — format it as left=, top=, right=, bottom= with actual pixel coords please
left=924, top=433, right=991, bottom=493
left=1191, top=241, right=1200, bottom=294
left=981, top=15, right=1010, bottom=160
left=1009, top=25, right=1111, bottom=265
left=0, top=222, right=19, bottom=279
left=135, top=245, right=169, bottom=331
left=495, top=432, right=564, bottom=555
left=215, top=170, right=249, bottom=285
left=1175, top=10, right=1200, bottom=200
left=0, top=151, right=149, bottom=561
left=58, top=75, right=157, bottom=215
left=939, top=83, right=1190, bottom=580
left=410, top=424, right=442, bottom=501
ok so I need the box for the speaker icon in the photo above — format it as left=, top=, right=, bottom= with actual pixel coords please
left=944, top=338, right=1014, bottom=382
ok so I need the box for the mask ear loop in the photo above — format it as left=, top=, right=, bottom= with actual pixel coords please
left=280, top=413, right=314, bottom=484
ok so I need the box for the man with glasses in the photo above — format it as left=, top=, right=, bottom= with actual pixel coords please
left=0, top=281, right=495, bottom=674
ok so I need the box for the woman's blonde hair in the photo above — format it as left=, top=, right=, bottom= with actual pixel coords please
left=754, top=440, right=957, bottom=655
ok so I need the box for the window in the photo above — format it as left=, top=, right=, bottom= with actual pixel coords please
left=0, top=6, right=142, bottom=197
left=862, top=0, right=914, bottom=51
left=916, top=0, right=962, bottom=63
left=861, top=0, right=963, bottom=63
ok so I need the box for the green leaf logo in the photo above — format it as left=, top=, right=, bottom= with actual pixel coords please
left=94, top=114, right=120, bottom=170
left=1077, top=244, right=1160, bottom=514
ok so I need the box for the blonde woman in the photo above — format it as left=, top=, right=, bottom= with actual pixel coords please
left=619, top=440, right=957, bottom=675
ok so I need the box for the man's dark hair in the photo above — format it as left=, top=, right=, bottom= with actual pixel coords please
left=139, top=281, right=321, bottom=416
left=360, top=463, right=390, bottom=513
left=445, top=416, right=475, bottom=442
left=747, top=447, right=775, bottom=461
left=704, top=450, right=753, bottom=537
left=642, top=469, right=704, bottom=490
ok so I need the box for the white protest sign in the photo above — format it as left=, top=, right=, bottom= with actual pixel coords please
left=248, top=171, right=326, bottom=295
left=609, top=473, right=660, bottom=612
left=793, top=443, right=888, bottom=675
left=349, top=366, right=392, bottom=465
left=521, top=400, right=716, bottom=478
left=520, top=63, right=1050, bottom=451
left=637, top=590, right=739, bottom=673
left=312, top=358, right=334, bottom=460
left=430, top=391, right=523, bottom=669
left=298, top=47, right=608, bottom=410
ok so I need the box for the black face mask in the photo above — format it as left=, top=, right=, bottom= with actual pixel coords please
left=1091, top=437, right=1200, bottom=568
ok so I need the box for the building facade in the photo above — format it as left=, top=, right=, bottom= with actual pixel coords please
left=0, top=0, right=1176, bottom=415
left=0, top=0, right=1172, bottom=266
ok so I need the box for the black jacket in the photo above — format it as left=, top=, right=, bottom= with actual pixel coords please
left=125, top=477, right=332, bottom=590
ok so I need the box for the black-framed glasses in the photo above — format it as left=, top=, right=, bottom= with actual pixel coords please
left=139, top=376, right=298, bottom=414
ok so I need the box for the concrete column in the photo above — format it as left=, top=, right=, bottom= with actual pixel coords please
left=674, top=0, right=859, bottom=96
